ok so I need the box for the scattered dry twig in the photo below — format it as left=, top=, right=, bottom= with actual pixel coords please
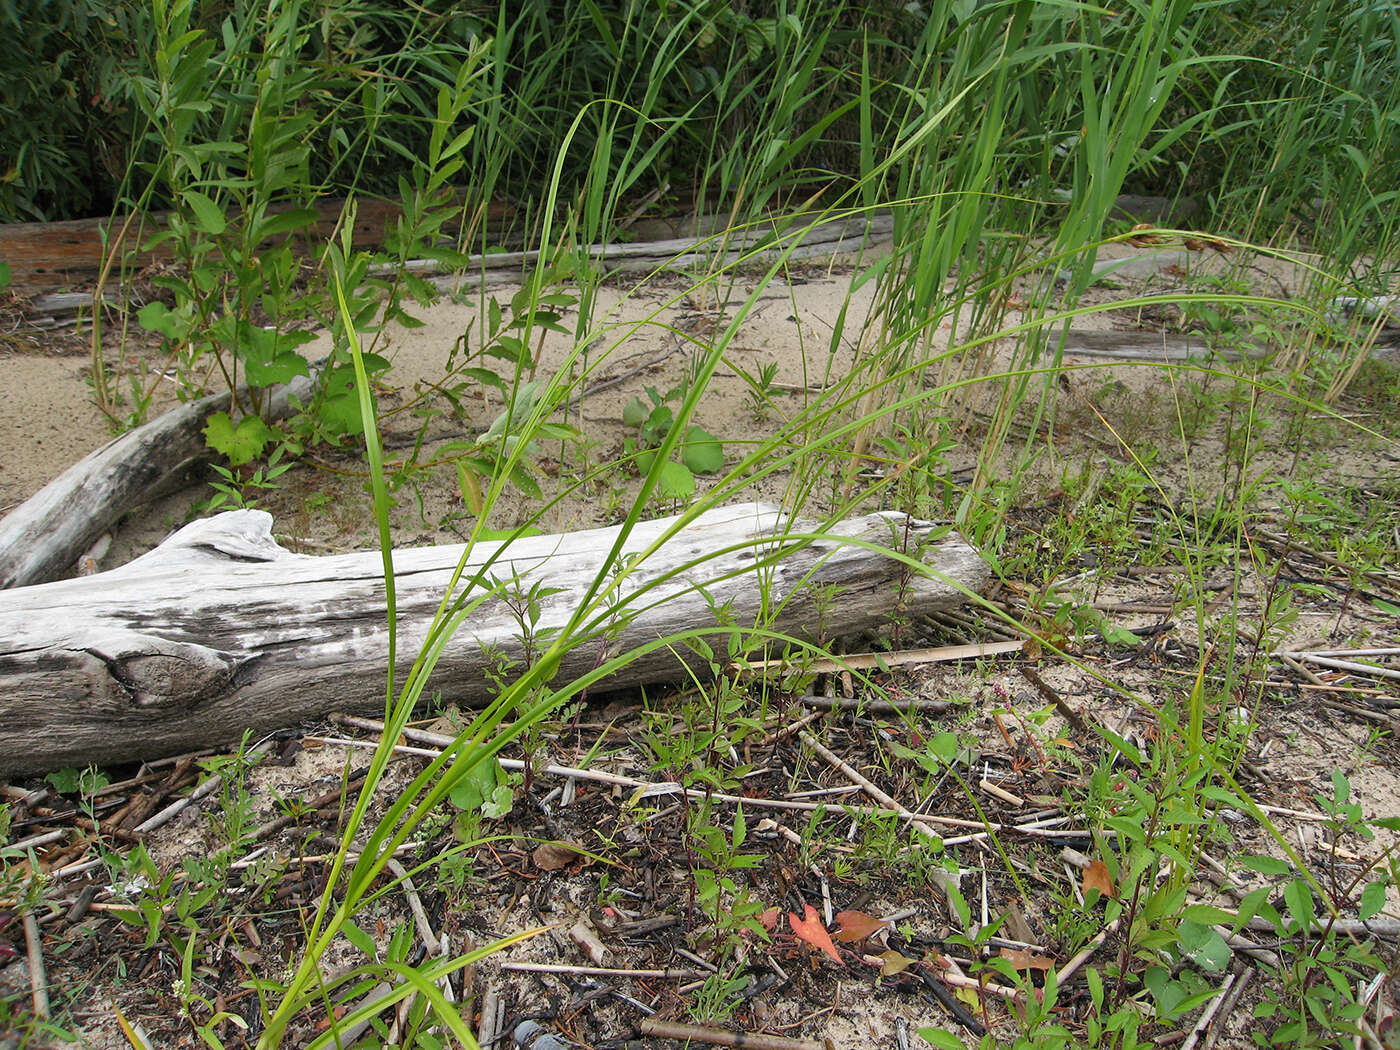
left=1179, top=967, right=1238, bottom=1050
left=500, top=962, right=702, bottom=978
left=739, top=639, right=1024, bottom=676
left=22, top=910, right=49, bottom=1021
left=640, top=1018, right=832, bottom=1050
left=1019, top=664, right=1090, bottom=734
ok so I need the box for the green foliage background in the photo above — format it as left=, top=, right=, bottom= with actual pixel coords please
left=3, top=0, right=1397, bottom=258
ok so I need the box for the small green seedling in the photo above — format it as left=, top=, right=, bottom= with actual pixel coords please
left=623, top=384, right=723, bottom=499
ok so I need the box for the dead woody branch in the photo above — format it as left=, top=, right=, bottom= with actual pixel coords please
left=0, top=502, right=989, bottom=776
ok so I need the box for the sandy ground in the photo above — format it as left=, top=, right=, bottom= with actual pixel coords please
left=2, top=238, right=1374, bottom=561
left=2, top=237, right=1399, bottom=1049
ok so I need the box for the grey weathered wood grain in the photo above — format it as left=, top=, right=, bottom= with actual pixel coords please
left=0, top=503, right=989, bottom=775
left=0, top=372, right=316, bottom=590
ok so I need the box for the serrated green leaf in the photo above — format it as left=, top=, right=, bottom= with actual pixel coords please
left=1177, top=919, right=1230, bottom=972
left=319, top=391, right=365, bottom=436
left=1086, top=966, right=1103, bottom=1008
left=946, top=883, right=970, bottom=929
left=536, top=423, right=578, bottom=441
left=476, top=526, right=544, bottom=541
left=1100, top=622, right=1140, bottom=647
left=490, top=334, right=526, bottom=364
left=1283, top=879, right=1315, bottom=930
left=928, top=732, right=960, bottom=762
left=1233, top=886, right=1270, bottom=930
left=183, top=189, right=226, bottom=235
left=448, top=760, right=495, bottom=812
left=203, top=412, right=273, bottom=466
left=45, top=768, right=81, bottom=794
left=1331, top=768, right=1350, bottom=804
left=137, top=301, right=182, bottom=338
left=1200, top=784, right=1243, bottom=807
left=1143, top=965, right=1186, bottom=1018
left=509, top=461, right=542, bottom=500
left=460, top=367, right=506, bottom=391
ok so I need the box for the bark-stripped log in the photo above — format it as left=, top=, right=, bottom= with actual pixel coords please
left=0, top=373, right=316, bottom=590
left=0, top=503, right=989, bottom=776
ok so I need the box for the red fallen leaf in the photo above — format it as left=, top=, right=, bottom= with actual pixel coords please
left=999, top=947, right=1056, bottom=972
left=1083, top=859, right=1114, bottom=899
left=834, top=909, right=889, bottom=943
left=788, top=905, right=843, bottom=965
left=532, top=841, right=584, bottom=871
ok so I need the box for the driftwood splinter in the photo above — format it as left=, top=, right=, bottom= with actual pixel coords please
left=0, top=502, right=989, bottom=776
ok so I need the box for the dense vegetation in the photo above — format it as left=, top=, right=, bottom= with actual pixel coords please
left=4, top=0, right=1398, bottom=265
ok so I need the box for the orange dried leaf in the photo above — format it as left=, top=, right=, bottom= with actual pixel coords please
left=999, top=947, right=1056, bottom=972
left=834, top=909, right=889, bottom=943
left=788, top=905, right=843, bottom=965
left=1083, top=859, right=1114, bottom=899
left=532, top=842, right=583, bottom=871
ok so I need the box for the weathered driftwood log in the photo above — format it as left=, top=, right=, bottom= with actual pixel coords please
left=0, top=373, right=316, bottom=590
left=0, top=197, right=518, bottom=292
left=423, top=212, right=895, bottom=293
left=1041, top=328, right=1271, bottom=362
left=1042, top=325, right=1398, bottom=363
left=0, top=503, right=989, bottom=776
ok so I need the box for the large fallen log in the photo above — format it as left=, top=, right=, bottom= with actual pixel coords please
left=0, top=197, right=518, bottom=292
left=0, top=372, right=317, bottom=590
left=0, top=503, right=989, bottom=777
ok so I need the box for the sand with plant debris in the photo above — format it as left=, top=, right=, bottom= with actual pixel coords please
left=2, top=246, right=1400, bottom=1049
